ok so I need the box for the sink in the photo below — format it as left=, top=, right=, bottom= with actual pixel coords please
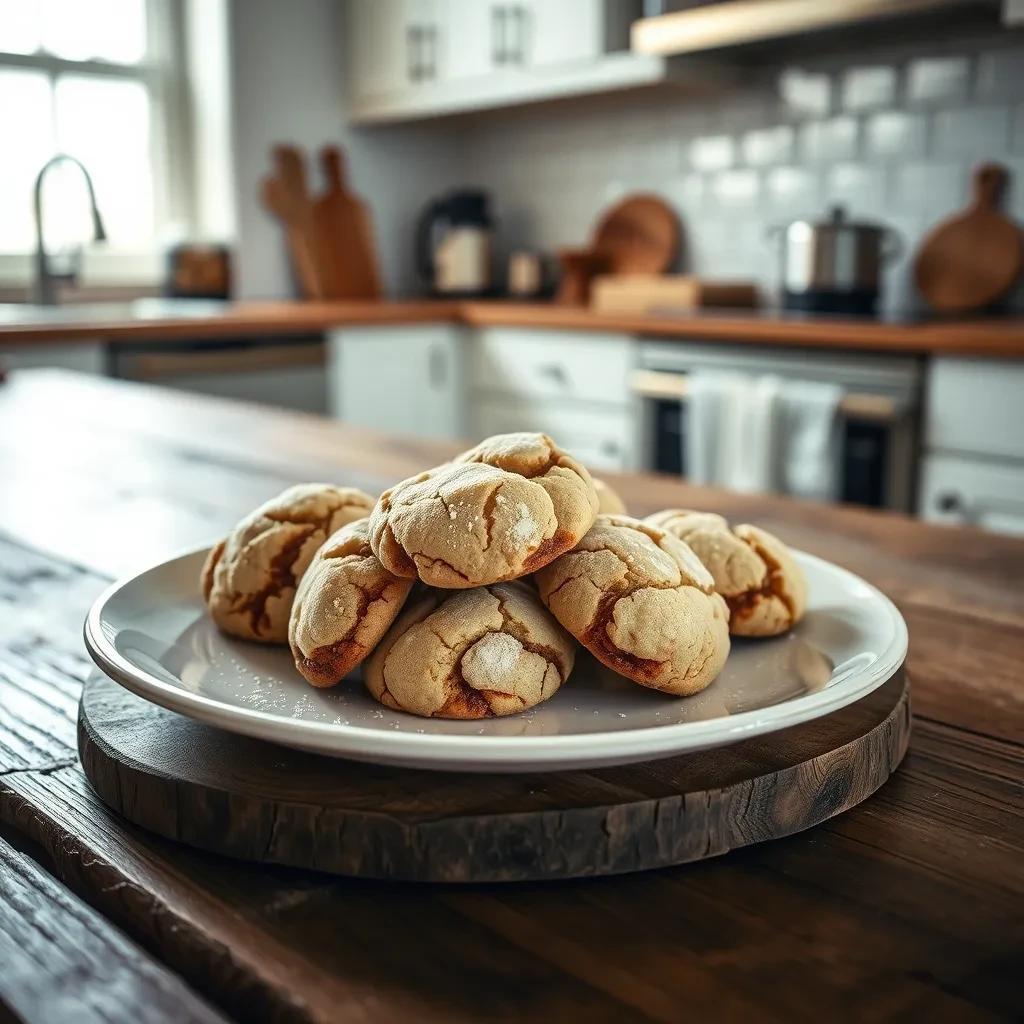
left=0, top=298, right=229, bottom=326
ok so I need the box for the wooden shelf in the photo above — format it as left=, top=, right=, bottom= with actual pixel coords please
left=631, top=0, right=997, bottom=56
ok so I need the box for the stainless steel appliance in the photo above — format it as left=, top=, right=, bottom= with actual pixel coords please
left=771, top=206, right=901, bottom=315
left=416, top=189, right=494, bottom=297
left=632, top=339, right=921, bottom=510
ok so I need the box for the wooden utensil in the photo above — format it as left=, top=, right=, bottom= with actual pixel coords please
left=914, top=162, right=1023, bottom=313
left=593, top=193, right=680, bottom=274
left=313, top=146, right=381, bottom=300
left=260, top=145, right=325, bottom=299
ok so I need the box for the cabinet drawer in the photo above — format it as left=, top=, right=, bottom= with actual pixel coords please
left=926, top=358, right=1024, bottom=461
left=472, top=399, right=634, bottom=471
left=919, top=453, right=1024, bottom=536
left=471, top=328, right=634, bottom=405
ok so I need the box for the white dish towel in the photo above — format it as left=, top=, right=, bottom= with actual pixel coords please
left=685, top=371, right=843, bottom=501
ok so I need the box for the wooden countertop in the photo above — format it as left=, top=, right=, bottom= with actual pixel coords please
left=3, top=298, right=1024, bottom=357
left=1, top=369, right=1020, bottom=1022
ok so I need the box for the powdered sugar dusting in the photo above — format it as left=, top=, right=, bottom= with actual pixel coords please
left=462, top=631, right=523, bottom=688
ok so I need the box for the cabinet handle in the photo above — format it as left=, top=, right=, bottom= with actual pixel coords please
left=424, top=23, right=437, bottom=80
left=537, top=363, right=569, bottom=387
left=601, top=440, right=622, bottom=457
left=492, top=6, right=506, bottom=66
left=936, top=491, right=962, bottom=513
left=508, top=4, right=526, bottom=65
left=429, top=346, right=447, bottom=389
left=406, top=24, right=421, bottom=82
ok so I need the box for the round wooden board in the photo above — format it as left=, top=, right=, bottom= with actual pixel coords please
left=78, top=668, right=910, bottom=883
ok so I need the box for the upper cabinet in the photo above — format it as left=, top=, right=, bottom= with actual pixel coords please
left=345, top=0, right=671, bottom=125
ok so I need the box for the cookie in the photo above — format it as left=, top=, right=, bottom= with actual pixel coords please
left=201, top=483, right=374, bottom=643
left=364, top=580, right=575, bottom=718
left=535, top=514, right=730, bottom=696
left=368, top=432, right=598, bottom=589
left=645, top=510, right=807, bottom=637
left=593, top=477, right=627, bottom=515
left=288, top=518, right=414, bottom=687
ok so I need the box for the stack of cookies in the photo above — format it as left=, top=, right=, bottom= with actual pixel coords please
left=201, top=432, right=808, bottom=720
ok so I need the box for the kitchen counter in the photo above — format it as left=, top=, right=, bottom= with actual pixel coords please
left=0, top=369, right=1021, bottom=1022
left=3, top=297, right=1024, bottom=357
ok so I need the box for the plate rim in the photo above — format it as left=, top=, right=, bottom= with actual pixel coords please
left=83, top=545, right=909, bottom=766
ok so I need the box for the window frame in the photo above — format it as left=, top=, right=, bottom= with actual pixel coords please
left=0, top=0, right=192, bottom=286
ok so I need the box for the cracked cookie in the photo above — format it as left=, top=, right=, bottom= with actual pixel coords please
left=368, top=432, right=598, bottom=589
left=645, top=510, right=807, bottom=637
left=593, top=477, right=627, bottom=515
left=535, top=514, right=730, bottom=696
left=289, top=518, right=414, bottom=687
left=364, top=579, right=575, bottom=718
left=201, top=483, right=374, bottom=643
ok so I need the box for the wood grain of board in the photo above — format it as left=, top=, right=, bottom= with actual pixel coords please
left=0, top=831, right=227, bottom=1024
left=0, top=371, right=1021, bottom=1023
left=77, top=670, right=910, bottom=882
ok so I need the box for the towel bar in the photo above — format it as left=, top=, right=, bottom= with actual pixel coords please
left=630, top=370, right=902, bottom=423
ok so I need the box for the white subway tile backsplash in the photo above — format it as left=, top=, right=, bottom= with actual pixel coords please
left=863, top=110, right=927, bottom=158
left=976, top=48, right=1024, bottom=99
left=842, top=66, right=898, bottom=111
left=824, top=164, right=888, bottom=218
left=764, top=166, right=821, bottom=215
left=688, top=134, right=736, bottom=172
left=892, top=160, right=965, bottom=215
left=933, top=105, right=1012, bottom=156
left=778, top=68, right=832, bottom=117
left=907, top=56, right=971, bottom=104
left=799, top=116, right=859, bottom=162
left=462, top=30, right=1023, bottom=310
left=1011, top=103, right=1024, bottom=152
left=741, top=126, right=795, bottom=166
left=710, top=168, right=760, bottom=208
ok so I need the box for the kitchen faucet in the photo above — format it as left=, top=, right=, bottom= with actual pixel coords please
left=32, top=154, right=107, bottom=305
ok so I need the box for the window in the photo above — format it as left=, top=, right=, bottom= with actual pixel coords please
left=0, top=0, right=187, bottom=269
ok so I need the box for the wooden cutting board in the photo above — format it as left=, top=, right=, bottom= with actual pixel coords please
left=78, top=667, right=909, bottom=883
left=313, top=146, right=381, bottom=300
left=260, top=145, right=325, bottom=299
left=592, top=194, right=680, bottom=274
left=590, top=274, right=759, bottom=313
left=261, top=144, right=381, bottom=300
left=914, top=162, right=1023, bottom=313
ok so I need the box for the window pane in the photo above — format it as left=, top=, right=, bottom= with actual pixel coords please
left=55, top=74, right=153, bottom=246
left=0, top=0, right=42, bottom=54
left=0, top=69, right=55, bottom=251
left=40, top=0, right=147, bottom=63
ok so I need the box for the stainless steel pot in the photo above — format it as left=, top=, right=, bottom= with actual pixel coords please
left=770, top=206, right=902, bottom=314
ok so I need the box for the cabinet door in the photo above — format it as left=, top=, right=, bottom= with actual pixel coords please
left=438, top=0, right=501, bottom=80
left=919, top=453, right=1024, bottom=537
left=328, top=327, right=465, bottom=440
left=348, top=0, right=409, bottom=100
left=520, top=0, right=602, bottom=67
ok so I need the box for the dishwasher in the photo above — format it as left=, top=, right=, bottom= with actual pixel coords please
left=631, top=339, right=923, bottom=511
left=110, top=335, right=328, bottom=414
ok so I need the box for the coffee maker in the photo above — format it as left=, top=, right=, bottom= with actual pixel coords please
left=416, top=189, right=493, bottom=297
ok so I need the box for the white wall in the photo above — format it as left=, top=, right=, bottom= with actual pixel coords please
left=227, top=0, right=465, bottom=299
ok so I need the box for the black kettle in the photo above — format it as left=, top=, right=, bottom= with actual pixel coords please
left=416, top=189, right=494, bottom=297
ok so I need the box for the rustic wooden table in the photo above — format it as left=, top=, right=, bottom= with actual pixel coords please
left=0, top=370, right=1020, bottom=1024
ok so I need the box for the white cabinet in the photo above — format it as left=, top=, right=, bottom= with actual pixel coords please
left=0, top=342, right=105, bottom=375
left=346, top=0, right=654, bottom=124
left=469, top=327, right=638, bottom=472
left=920, top=453, right=1024, bottom=537
left=327, top=325, right=466, bottom=440
left=919, top=357, right=1024, bottom=536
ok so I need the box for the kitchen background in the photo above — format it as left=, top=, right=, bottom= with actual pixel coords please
left=3, top=0, right=1024, bottom=533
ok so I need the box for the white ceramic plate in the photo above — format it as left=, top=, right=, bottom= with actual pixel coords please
left=85, top=547, right=907, bottom=772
